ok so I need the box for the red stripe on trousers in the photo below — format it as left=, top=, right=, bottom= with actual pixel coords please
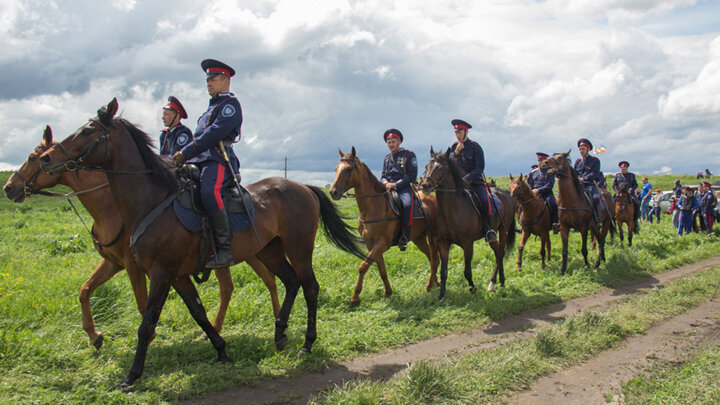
left=214, top=163, right=225, bottom=210
left=485, top=186, right=492, bottom=215
left=408, top=195, right=414, bottom=226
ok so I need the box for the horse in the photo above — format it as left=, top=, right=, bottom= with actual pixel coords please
left=328, top=147, right=440, bottom=306
left=3, top=126, right=281, bottom=350
left=614, top=182, right=638, bottom=247
left=419, top=148, right=516, bottom=299
left=540, top=151, right=615, bottom=275
left=509, top=173, right=551, bottom=269
left=38, top=98, right=366, bottom=389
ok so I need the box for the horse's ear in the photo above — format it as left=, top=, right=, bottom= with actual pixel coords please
left=351, top=146, right=356, bottom=158
left=444, top=148, right=451, bottom=158
left=42, top=125, right=53, bottom=147
left=565, top=149, right=571, bottom=156
left=509, top=173, right=514, bottom=181
left=338, top=148, right=344, bottom=158
left=430, top=145, right=435, bottom=156
left=99, top=98, right=119, bottom=126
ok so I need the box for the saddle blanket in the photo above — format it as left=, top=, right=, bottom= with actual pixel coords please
left=173, top=201, right=255, bottom=233
left=388, top=193, right=425, bottom=219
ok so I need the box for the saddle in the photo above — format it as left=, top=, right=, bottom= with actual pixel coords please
left=174, top=164, right=255, bottom=233
left=388, top=189, right=424, bottom=219
left=466, top=188, right=503, bottom=216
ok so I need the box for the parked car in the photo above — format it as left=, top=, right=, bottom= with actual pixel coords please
left=656, top=191, right=675, bottom=214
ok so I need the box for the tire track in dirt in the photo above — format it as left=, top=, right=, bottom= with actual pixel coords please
left=506, top=298, right=720, bottom=404
left=184, top=256, right=720, bottom=405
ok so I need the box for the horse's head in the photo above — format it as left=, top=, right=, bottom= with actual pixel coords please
left=420, top=146, right=452, bottom=194
left=3, top=126, right=61, bottom=202
left=40, top=98, right=119, bottom=175
left=329, top=146, right=357, bottom=200
left=542, top=150, right=571, bottom=176
left=509, top=173, right=530, bottom=202
left=615, top=183, right=630, bottom=208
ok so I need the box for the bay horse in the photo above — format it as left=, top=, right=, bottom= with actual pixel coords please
left=38, top=98, right=365, bottom=389
left=509, top=174, right=551, bottom=269
left=3, top=126, right=281, bottom=350
left=328, top=147, right=439, bottom=306
left=420, top=148, right=516, bottom=299
left=540, top=151, right=615, bottom=275
left=614, top=182, right=638, bottom=247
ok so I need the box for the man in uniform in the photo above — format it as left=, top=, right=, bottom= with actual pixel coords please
left=699, top=182, right=716, bottom=233
left=612, top=161, right=640, bottom=227
left=172, top=59, right=243, bottom=269
left=528, top=152, right=560, bottom=233
left=380, top=128, right=417, bottom=251
left=574, top=138, right=603, bottom=232
left=449, top=119, right=497, bottom=242
left=159, top=96, right=192, bottom=157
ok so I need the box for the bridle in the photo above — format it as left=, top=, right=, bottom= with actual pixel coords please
left=14, top=142, right=57, bottom=197
left=422, top=157, right=454, bottom=193
left=337, top=157, right=387, bottom=198
left=42, top=118, right=152, bottom=176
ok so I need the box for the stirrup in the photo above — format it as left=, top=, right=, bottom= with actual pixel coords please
left=398, top=235, right=408, bottom=251
left=485, top=229, right=497, bottom=243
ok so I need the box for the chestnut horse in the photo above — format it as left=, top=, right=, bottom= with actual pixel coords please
left=541, top=151, right=615, bottom=275
left=614, top=182, right=638, bottom=247
left=38, top=99, right=365, bottom=389
left=420, top=148, right=516, bottom=299
left=509, top=174, right=551, bottom=269
left=328, top=147, right=439, bottom=306
left=3, top=126, right=281, bottom=350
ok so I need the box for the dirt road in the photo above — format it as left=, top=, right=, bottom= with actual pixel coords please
left=184, top=256, right=720, bottom=405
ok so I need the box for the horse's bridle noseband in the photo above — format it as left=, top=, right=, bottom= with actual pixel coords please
left=14, top=142, right=57, bottom=197
left=423, top=157, right=452, bottom=193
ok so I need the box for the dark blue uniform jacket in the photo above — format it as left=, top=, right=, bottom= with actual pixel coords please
left=450, top=139, right=485, bottom=185
left=159, top=124, right=193, bottom=157
left=612, top=172, right=638, bottom=195
left=528, top=168, right=555, bottom=198
left=181, top=92, right=242, bottom=167
left=381, top=148, right=417, bottom=190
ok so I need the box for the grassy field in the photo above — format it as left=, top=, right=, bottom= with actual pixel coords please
left=0, top=171, right=718, bottom=404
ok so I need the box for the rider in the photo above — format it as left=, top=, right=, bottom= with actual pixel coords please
left=449, top=119, right=497, bottom=242
left=612, top=161, right=640, bottom=227
left=528, top=152, right=560, bottom=233
left=574, top=138, right=603, bottom=232
left=159, top=96, right=192, bottom=157
left=380, top=128, right=418, bottom=251
left=172, top=59, right=243, bottom=269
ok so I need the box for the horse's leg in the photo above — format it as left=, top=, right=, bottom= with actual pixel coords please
left=375, top=255, right=393, bottom=299
left=247, top=256, right=280, bottom=318
left=517, top=230, right=530, bottom=270
left=211, top=267, right=233, bottom=333
left=172, top=276, right=228, bottom=361
left=581, top=230, right=589, bottom=267
left=118, top=270, right=171, bottom=389
left=437, top=241, right=451, bottom=301
left=561, top=227, right=569, bottom=276
left=350, top=243, right=387, bottom=306
left=413, top=235, right=439, bottom=291
left=489, top=232, right=507, bottom=292
left=595, top=231, right=606, bottom=268
left=257, top=240, right=299, bottom=351
left=461, top=243, right=476, bottom=293
left=618, top=221, right=624, bottom=246
left=545, top=232, right=551, bottom=264
left=79, top=258, right=124, bottom=349
left=627, top=221, right=633, bottom=247
left=539, top=233, right=546, bottom=269
left=295, top=264, right=319, bottom=355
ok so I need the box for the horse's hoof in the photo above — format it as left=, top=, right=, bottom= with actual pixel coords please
left=487, top=282, right=495, bottom=292
left=115, top=383, right=134, bottom=393
left=469, top=285, right=477, bottom=293
left=275, top=336, right=289, bottom=351
left=217, top=355, right=232, bottom=364
left=298, top=347, right=311, bottom=358
left=349, top=298, right=361, bottom=308
left=385, top=290, right=393, bottom=299
left=92, top=333, right=104, bottom=350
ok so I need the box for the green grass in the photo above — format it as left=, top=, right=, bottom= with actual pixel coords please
left=0, top=170, right=719, bottom=404
left=311, top=267, right=720, bottom=404
left=622, top=340, right=720, bottom=404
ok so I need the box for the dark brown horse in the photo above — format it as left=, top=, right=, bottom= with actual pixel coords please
left=420, top=148, right=516, bottom=299
left=38, top=99, right=365, bottom=389
left=328, top=147, right=440, bottom=306
left=614, top=182, right=638, bottom=247
left=3, top=126, right=281, bottom=350
left=540, top=151, right=615, bottom=275
left=509, top=174, right=551, bottom=269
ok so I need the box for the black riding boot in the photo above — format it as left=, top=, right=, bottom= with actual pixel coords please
left=591, top=198, right=602, bottom=233
left=398, top=217, right=410, bottom=251
left=481, top=211, right=498, bottom=243
left=206, top=208, right=234, bottom=269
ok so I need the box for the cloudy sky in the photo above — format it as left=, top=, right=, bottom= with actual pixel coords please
left=1, top=0, right=719, bottom=185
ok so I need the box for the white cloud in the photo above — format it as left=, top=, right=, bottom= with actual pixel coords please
left=111, top=0, right=137, bottom=12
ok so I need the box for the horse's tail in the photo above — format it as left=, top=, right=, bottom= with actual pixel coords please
left=505, top=215, right=517, bottom=256
left=307, top=185, right=367, bottom=260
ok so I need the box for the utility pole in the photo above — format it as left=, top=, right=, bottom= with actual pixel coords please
left=284, top=156, right=288, bottom=178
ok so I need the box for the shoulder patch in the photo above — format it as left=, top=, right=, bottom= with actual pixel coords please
left=411, top=157, right=417, bottom=167
left=177, top=133, right=189, bottom=146
left=222, top=104, right=236, bottom=118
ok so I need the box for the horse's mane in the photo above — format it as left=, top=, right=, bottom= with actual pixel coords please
left=434, top=152, right=468, bottom=191
left=354, top=157, right=385, bottom=192
left=116, top=118, right=178, bottom=191
left=567, top=163, right=586, bottom=197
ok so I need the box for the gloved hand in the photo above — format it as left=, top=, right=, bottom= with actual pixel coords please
left=172, top=151, right=187, bottom=166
